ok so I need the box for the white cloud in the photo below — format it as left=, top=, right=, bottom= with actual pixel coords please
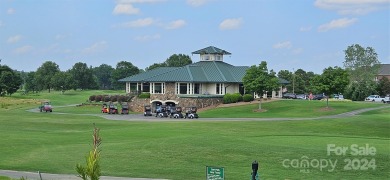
left=134, top=34, right=161, bottom=41
left=314, top=0, right=390, bottom=15
left=7, top=8, right=15, bottom=14
left=13, top=45, right=33, bottom=54
left=299, top=26, right=312, bottom=32
left=318, top=18, right=358, bottom=32
left=113, top=0, right=166, bottom=15
left=219, top=18, right=242, bottom=30
left=82, top=41, right=107, bottom=54
left=119, top=18, right=155, bottom=28
left=187, top=0, right=212, bottom=7
left=273, top=41, right=292, bottom=49
left=7, top=35, right=22, bottom=43
left=113, top=3, right=139, bottom=15
left=165, top=20, right=186, bottom=29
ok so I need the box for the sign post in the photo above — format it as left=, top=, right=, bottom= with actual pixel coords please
left=206, top=166, right=224, bottom=180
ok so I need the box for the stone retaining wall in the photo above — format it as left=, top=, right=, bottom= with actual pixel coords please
left=129, top=92, right=223, bottom=113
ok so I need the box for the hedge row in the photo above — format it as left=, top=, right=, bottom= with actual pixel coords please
left=223, top=93, right=254, bottom=104
left=89, top=95, right=134, bottom=103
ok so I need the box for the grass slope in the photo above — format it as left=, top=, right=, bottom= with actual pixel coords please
left=0, top=91, right=389, bottom=179
left=199, top=100, right=384, bottom=118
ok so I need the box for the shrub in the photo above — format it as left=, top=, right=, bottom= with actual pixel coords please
left=110, top=95, right=118, bottom=102
left=89, top=95, right=96, bottom=102
left=243, top=94, right=254, bottom=102
left=118, top=95, right=126, bottom=102
left=95, top=95, right=102, bottom=102
left=232, top=93, right=242, bottom=103
left=138, top=93, right=150, bottom=98
left=223, top=93, right=232, bottom=104
left=103, top=96, right=110, bottom=102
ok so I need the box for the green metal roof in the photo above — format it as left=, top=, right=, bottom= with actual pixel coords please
left=192, top=46, right=231, bottom=55
left=119, top=61, right=248, bottom=83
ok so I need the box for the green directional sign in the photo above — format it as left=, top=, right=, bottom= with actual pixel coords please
left=206, top=166, right=224, bottom=180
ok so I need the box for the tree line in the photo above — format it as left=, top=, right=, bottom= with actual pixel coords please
left=1, top=45, right=389, bottom=100
left=240, top=44, right=389, bottom=101
left=0, top=54, right=192, bottom=95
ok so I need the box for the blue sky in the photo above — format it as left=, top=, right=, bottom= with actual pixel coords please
left=1, top=0, right=389, bottom=74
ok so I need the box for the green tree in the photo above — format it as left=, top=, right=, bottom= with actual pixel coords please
left=311, top=66, right=349, bottom=95
left=145, top=54, right=192, bottom=71
left=0, top=65, right=23, bottom=96
left=343, top=44, right=380, bottom=100
left=35, top=61, right=60, bottom=93
left=145, top=63, right=166, bottom=71
left=165, top=54, right=192, bottom=67
left=51, top=71, right=74, bottom=94
left=243, top=61, right=279, bottom=109
left=92, top=64, right=114, bottom=89
left=376, top=77, right=390, bottom=96
left=24, top=72, right=38, bottom=93
left=69, top=62, right=97, bottom=90
left=112, top=61, right=140, bottom=90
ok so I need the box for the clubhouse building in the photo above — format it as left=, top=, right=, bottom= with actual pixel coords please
left=120, top=46, right=287, bottom=112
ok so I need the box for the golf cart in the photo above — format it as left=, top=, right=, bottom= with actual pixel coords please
left=121, top=103, right=129, bottom=114
left=101, top=103, right=109, bottom=113
left=170, top=106, right=183, bottom=119
left=156, top=105, right=168, bottom=118
left=144, top=105, right=153, bottom=116
left=39, top=101, right=53, bottom=112
left=184, top=106, right=198, bottom=119
left=108, top=103, right=118, bottom=114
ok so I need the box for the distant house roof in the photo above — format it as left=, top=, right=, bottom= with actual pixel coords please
left=192, top=46, right=231, bottom=55
left=378, top=64, right=390, bottom=75
left=278, top=78, right=289, bottom=84
left=119, top=61, right=248, bottom=83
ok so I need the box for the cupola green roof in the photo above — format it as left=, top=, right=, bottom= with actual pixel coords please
left=192, top=46, right=231, bottom=55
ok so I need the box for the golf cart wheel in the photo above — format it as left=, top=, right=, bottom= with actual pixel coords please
left=190, top=115, right=194, bottom=119
left=50, top=110, right=52, bottom=112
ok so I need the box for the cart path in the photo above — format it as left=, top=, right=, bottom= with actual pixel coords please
left=0, top=170, right=168, bottom=180
left=27, top=104, right=390, bottom=122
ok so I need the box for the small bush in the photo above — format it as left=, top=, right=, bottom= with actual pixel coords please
left=89, top=95, right=96, bottom=102
left=118, top=95, right=126, bottom=102
left=110, top=95, right=118, bottom=102
left=103, top=96, right=110, bottom=102
left=243, top=94, right=254, bottom=102
left=95, top=95, right=102, bottom=102
left=232, top=93, right=242, bottom=103
left=138, top=93, right=150, bottom=98
left=223, top=94, right=232, bottom=104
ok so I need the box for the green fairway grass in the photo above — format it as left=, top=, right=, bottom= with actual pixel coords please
left=0, top=91, right=389, bottom=179
left=199, top=100, right=385, bottom=118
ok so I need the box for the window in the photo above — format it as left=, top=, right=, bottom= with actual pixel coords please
left=204, top=55, right=210, bottom=60
left=142, top=83, right=150, bottom=92
left=179, top=83, right=187, bottom=94
left=154, top=83, right=162, bottom=93
left=216, top=83, right=220, bottom=94
left=194, top=83, right=201, bottom=94
left=130, top=83, right=137, bottom=91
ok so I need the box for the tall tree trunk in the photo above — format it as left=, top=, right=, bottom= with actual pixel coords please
left=258, top=98, right=262, bottom=110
